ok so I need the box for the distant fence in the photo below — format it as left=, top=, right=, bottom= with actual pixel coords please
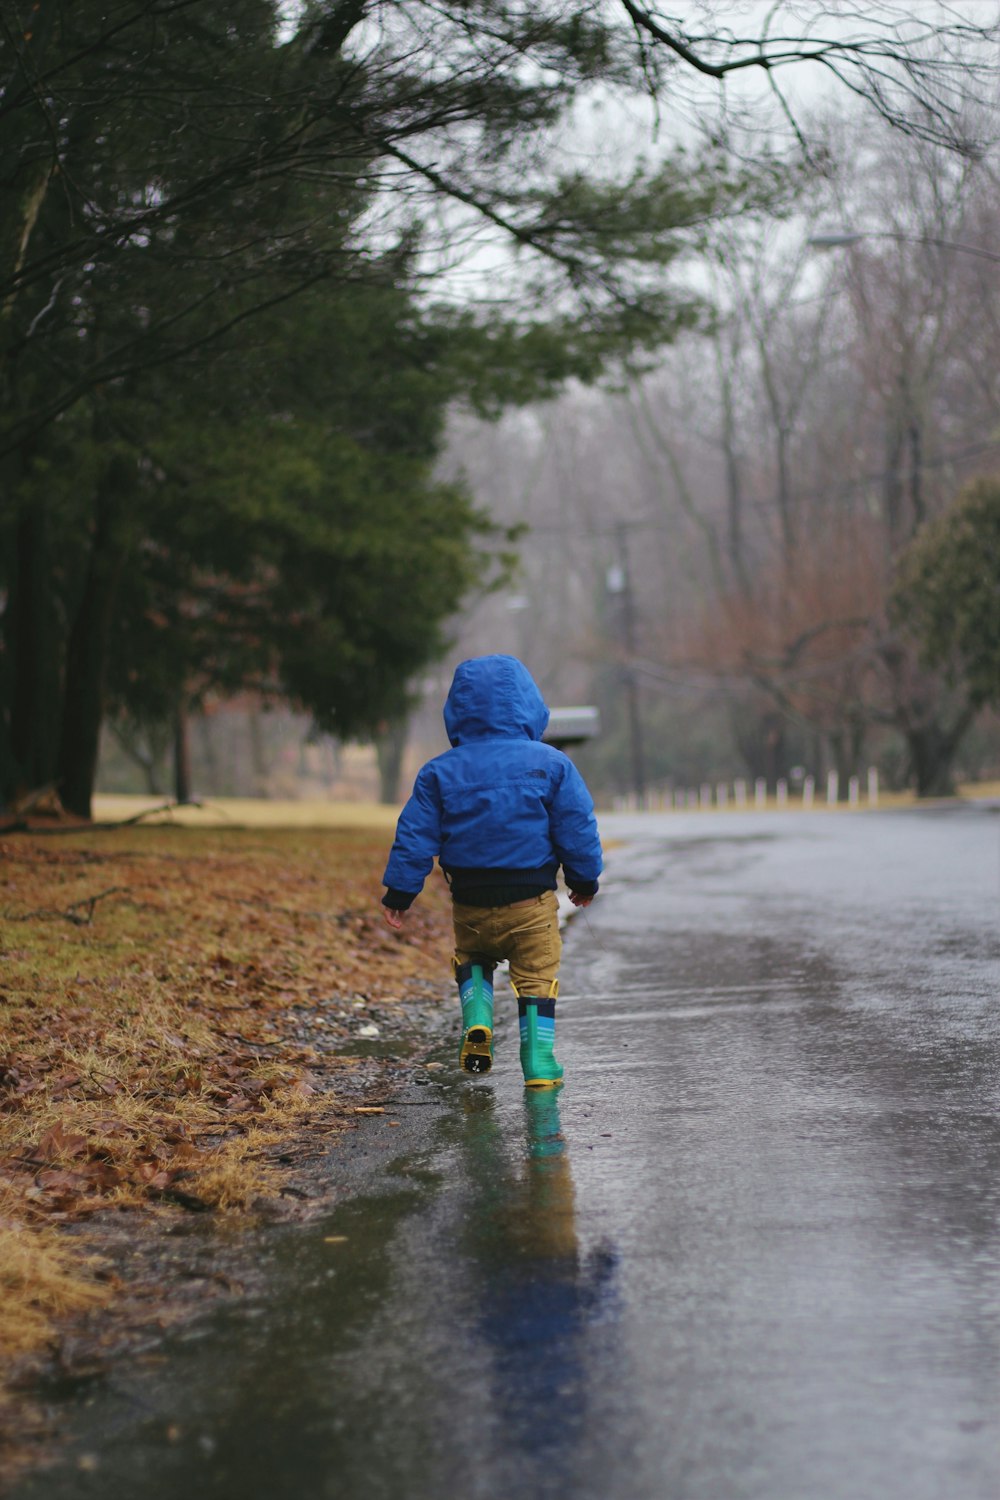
left=610, top=768, right=880, bottom=812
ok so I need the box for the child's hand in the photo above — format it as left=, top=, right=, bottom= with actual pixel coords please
left=568, top=891, right=594, bottom=908
left=382, top=905, right=407, bottom=931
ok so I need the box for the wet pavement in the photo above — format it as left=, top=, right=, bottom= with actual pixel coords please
left=13, top=804, right=1000, bottom=1500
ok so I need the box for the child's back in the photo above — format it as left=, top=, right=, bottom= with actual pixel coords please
left=382, top=655, right=602, bottom=1087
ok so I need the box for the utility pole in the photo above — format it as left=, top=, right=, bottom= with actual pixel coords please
left=609, top=522, right=646, bottom=803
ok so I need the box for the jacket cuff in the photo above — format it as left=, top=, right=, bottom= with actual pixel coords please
left=564, top=875, right=599, bottom=898
left=382, top=888, right=417, bottom=911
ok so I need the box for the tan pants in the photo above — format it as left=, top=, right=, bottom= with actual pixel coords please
left=452, top=891, right=561, bottom=998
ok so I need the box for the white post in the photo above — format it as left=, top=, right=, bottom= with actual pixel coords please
left=716, top=782, right=728, bottom=809
left=848, top=775, right=860, bottom=807
left=867, top=766, right=879, bottom=806
left=776, top=778, right=788, bottom=808
left=699, top=783, right=712, bottom=809
left=802, top=775, right=815, bottom=808
left=754, top=778, right=767, bottom=809
left=734, top=778, right=747, bottom=808
left=687, top=790, right=698, bottom=809
left=827, top=771, right=839, bottom=806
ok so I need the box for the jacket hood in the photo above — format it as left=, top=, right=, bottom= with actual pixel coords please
left=443, top=655, right=550, bottom=746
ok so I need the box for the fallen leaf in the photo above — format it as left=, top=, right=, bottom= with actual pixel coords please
left=36, top=1168, right=89, bottom=1193
left=36, top=1123, right=89, bottom=1160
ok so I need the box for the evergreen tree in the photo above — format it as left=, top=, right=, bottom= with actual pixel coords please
left=894, top=477, right=1000, bottom=713
left=3, top=1, right=991, bottom=813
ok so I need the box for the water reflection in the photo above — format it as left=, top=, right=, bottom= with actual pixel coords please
left=461, top=1089, right=619, bottom=1479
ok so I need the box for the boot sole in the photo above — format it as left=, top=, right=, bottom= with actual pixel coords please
left=460, top=1026, right=493, bottom=1074
left=523, top=1076, right=563, bottom=1089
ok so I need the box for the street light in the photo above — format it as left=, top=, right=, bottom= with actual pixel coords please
left=808, top=229, right=1000, bottom=265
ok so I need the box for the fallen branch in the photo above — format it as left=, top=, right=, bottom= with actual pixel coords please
left=4, top=887, right=127, bottom=926
left=101, top=801, right=204, bottom=827
left=0, top=799, right=210, bottom=836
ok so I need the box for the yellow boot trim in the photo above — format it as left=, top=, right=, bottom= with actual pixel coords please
left=512, top=979, right=560, bottom=1001
left=460, top=1025, right=494, bottom=1075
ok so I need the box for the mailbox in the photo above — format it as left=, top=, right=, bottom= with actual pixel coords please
left=543, top=706, right=600, bottom=749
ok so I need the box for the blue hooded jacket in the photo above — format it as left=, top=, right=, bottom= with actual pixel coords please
left=382, top=656, right=602, bottom=908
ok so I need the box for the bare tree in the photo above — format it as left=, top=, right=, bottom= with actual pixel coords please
left=619, top=2, right=998, bottom=155
left=635, top=121, right=1000, bottom=791
left=478, top=112, right=1000, bottom=796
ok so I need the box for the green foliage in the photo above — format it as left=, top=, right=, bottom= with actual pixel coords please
left=106, top=414, right=500, bottom=737
left=893, top=477, right=1000, bottom=709
left=0, top=0, right=807, bottom=811
left=509, top=152, right=798, bottom=268
left=0, top=2, right=791, bottom=452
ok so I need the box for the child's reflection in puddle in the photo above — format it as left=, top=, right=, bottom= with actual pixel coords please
left=460, top=1088, right=620, bottom=1469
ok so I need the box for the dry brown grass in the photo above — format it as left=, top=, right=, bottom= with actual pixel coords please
left=0, top=1220, right=110, bottom=1363
left=0, top=822, right=453, bottom=1401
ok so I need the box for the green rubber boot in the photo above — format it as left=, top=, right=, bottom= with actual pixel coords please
left=518, top=997, right=563, bottom=1088
left=456, top=960, right=495, bottom=1075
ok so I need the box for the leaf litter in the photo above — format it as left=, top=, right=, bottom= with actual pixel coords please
left=0, top=823, right=452, bottom=1480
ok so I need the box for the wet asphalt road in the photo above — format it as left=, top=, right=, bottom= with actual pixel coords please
left=13, top=803, right=1000, bottom=1500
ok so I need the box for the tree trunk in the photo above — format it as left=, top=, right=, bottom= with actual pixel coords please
left=56, top=541, right=128, bottom=818
left=375, top=718, right=409, bottom=804
left=883, top=419, right=905, bottom=548
left=6, top=499, right=63, bottom=799
left=55, top=460, right=134, bottom=818
left=248, top=708, right=268, bottom=796
left=109, top=720, right=166, bottom=795
left=717, top=358, right=750, bottom=596
left=173, top=706, right=192, bottom=804
left=828, top=710, right=867, bottom=797
left=730, top=699, right=788, bottom=783
left=197, top=713, right=220, bottom=795
left=905, top=704, right=975, bottom=797
left=908, top=419, right=925, bottom=530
